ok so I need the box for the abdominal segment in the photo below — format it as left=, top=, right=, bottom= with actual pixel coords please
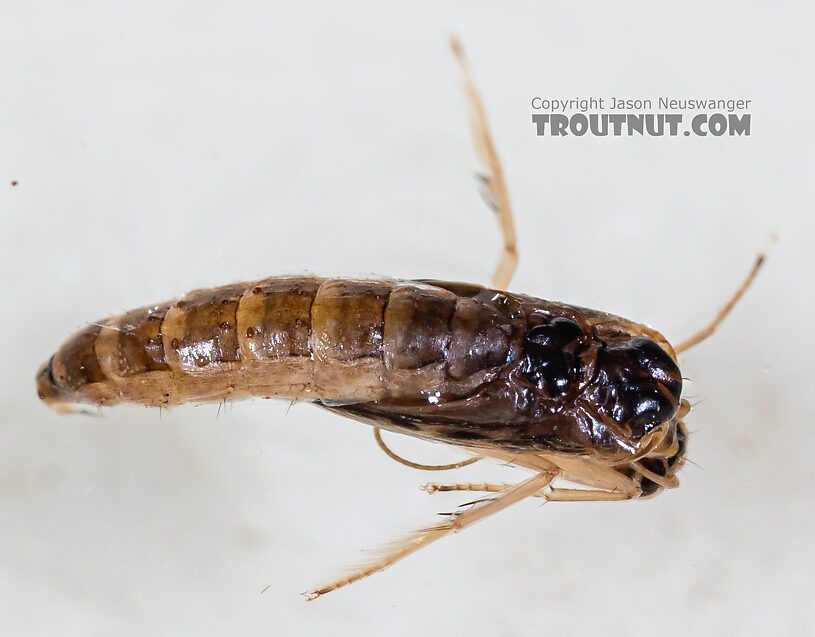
left=37, top=277, right=522, bottom=409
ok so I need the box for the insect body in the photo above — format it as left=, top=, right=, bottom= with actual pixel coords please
left=36, top=39, right=763, bottom=599
left=37, top=276, right=683, bottom=466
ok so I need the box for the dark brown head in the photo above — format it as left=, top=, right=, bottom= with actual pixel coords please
left=580, top=334, right=682, bottom=448
left=519, top=314, right=682, bottom=454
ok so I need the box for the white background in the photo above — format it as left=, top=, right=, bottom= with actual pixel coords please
left=1, top=2, right=812, bottom=635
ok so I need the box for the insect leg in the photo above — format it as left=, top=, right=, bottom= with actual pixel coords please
left=420, top=481, right=516, bottom=494
left=632, top=461, right=679, bottom=489
left=486, top=450, right=641, bottom=495
left=450, top=37, right=518, bottom=291
left=373, top=427, right=481, bottom=471
left=421, top=482, right=638, bottom=502
left=302, top=470, right=556, bottom=601
left=544, top=488, right=636, bottom=502
left=674, top=254, right=765, bottom=354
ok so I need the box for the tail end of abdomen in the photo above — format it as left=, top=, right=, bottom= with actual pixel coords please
left=36, top=356, right=70, bottom=410
left=36, top=323, right=122, bottom=411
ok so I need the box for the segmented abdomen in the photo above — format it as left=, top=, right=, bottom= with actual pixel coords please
left=37, top=277, right=522, bottom=408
